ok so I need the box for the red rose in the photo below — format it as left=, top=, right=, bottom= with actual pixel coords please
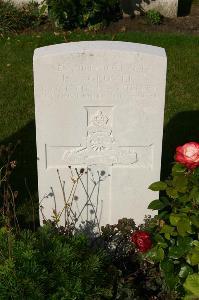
left=175, top=142, right=199, bottom=170
left=131, top=230, right=152, bottom=253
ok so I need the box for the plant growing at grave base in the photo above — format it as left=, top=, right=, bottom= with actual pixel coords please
left=146, top=10, right=162, bottom=25
left=0, top=222, right=117, bottom=299
left=40, top=167, right=110, bottom=236
left=140, top=141, right=199, bottom=299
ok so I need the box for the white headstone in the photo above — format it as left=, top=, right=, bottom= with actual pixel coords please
left=34, top=41, right=167, bottom=227
left=139, top=0, right=178, bottom=18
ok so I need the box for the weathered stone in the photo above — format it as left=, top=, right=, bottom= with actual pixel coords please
left=34, top=41, right=167, bottom=227
left=12, top=0, right=42, bottom=5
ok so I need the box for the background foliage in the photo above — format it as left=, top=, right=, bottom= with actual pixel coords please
left=46, top=0, right=122, bottom=29
left=0, top=0, right=46, bottom=34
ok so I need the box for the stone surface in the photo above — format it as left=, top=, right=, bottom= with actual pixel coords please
left=121, top=0, right=178, bottom=18
left=34, top=41, right=167, bottom=227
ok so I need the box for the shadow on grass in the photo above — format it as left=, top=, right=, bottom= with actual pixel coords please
left=0, top=120, right=39, bottom=229
left=161, top=110, right=199, bottom=179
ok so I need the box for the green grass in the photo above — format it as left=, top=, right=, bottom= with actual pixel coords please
left=0, top=31, right=198, bottom=198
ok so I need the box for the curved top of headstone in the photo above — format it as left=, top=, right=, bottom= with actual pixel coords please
left=34, top=41, right=166, bottom=59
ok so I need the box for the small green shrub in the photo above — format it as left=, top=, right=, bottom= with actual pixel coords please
left=46, top=0, right=122, bottom=29
left=0, top=0, right=46, bottom=34
left=146, top=9, right=162, bottom=25
left=0, top=223, right=115, bottom=299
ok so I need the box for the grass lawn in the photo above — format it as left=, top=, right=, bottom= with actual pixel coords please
left=0, top=31, right=198, bottom=215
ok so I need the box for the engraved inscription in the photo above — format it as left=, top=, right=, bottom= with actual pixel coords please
left=40, top=59, right=159, bottom=99
left=46, top=106, right=153, bottom=168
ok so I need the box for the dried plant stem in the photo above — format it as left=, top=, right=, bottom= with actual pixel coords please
left=25, top=178, right=35, bottom=231
left=75, top=169, right=101, bottom=232
left=8, top=184, right=20, bottom=233
left=57, top=175, right=79, bottom=224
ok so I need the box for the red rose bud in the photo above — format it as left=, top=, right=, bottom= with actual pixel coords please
left=131, top=230, right=152, bottom=253
left=175, top=142, right=199, bottom=170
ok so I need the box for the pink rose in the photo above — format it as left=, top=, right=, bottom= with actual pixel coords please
left=175, top=142, right=199, bottom=170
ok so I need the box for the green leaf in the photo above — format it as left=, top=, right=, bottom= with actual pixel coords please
left=187, top=248, right=199, bottom=266
left=168, top=237, right=193, bottom=259
left=160, top=225, right=175, bottom=234
left=160, top=260, right=179, bottom=290
left=179, top=237, right=193, bottom=248
left=154, top=234, right=168, bottom=248
left=179, top=264, right=193, bottom=279
left=145, top=246, right=164, bottom=262
left=160, top=196, right=170, bottom=205
left=177, top=218, right=191, bottom=237
left=193, top=240, right=199, bottom=247
left=180, top=206, right=191, bottom=212
left=169, top=246, right=184, bottom=259
left=170, top=214, right=181, bottom=226
left=160, top=260, right=174, bottom=274
left=173, top=174, right=189, bottom=193
left=184, top=274, right=199, bottom=296
left=190, top=216, right=199, bottom=228
left=148, top=181, right=167, bottom=191
left=154, top=234, right=165, bottom=243
left=172, top=163, right=186, bottom=175
left=148, top=199, right=167, bottom=210
left=156, top=247, right=165, bottom=261
left=193, top=167, right=199, bottom=176
left=158, top=210, right=169, bottom=219
left=165, top=275, right=179, bottom=291
left=165, top=233, right=171, bottom=240
left=189, top=187, right=199, bottom=204
left=183, top=295, right=199, bottom=300
left=166, top=187, right=179, bottom=199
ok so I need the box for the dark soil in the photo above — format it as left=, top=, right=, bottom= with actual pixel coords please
left=103, top=3, right=199, bottom=36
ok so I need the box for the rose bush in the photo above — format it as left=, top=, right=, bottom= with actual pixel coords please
left=145, top=142, right=199, bottom=298
left=175, top=141, right=199, bottom=169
